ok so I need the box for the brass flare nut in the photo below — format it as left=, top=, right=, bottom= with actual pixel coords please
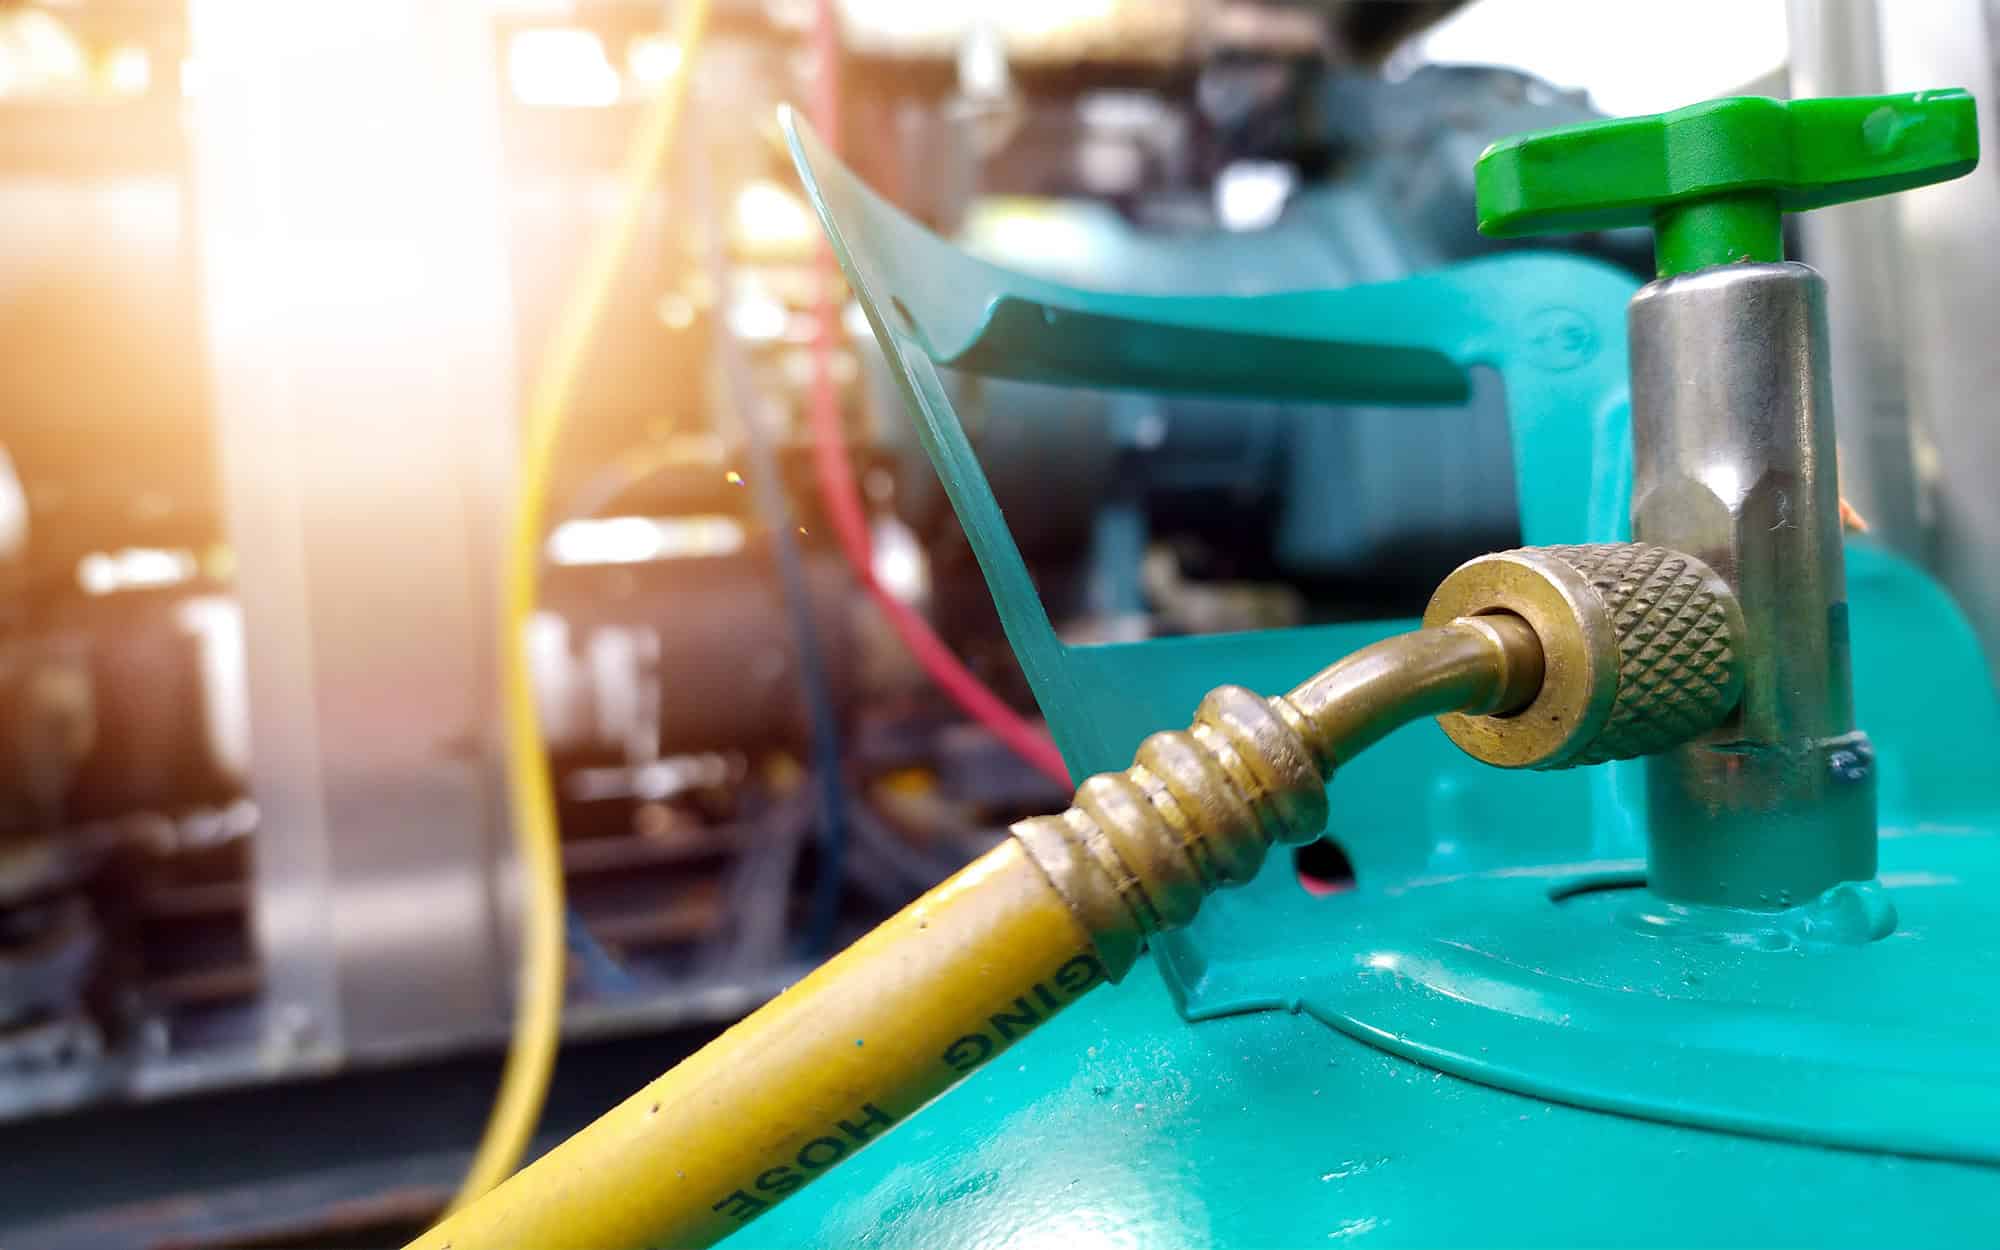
left=1424, top=543, right=1745, bottom=770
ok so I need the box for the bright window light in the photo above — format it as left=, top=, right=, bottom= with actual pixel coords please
left=626, top=33, right=682, bottom=90
left=508, top=28, right=620, bottom=109
left=546, top=515, right=746, bottom=566
left=77, top=548, right=199, bottom=596
left=733, top=179, right=817, bottom=252
left=839, top=0, right=1117, bottom=46
left=103, top=44, right=152, bottom=96
left=1412, top=0, right=1788, bottom=116
left=870, top=516, right=930, bottom=603
left=1215, top=161, right=1297, bottom=233
left=727, top=289, right=790, bottom=343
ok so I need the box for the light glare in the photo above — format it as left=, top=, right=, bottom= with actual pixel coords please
left=547, top=515, right=747, bottom=566
left=508, top=28, right=620, bottom=109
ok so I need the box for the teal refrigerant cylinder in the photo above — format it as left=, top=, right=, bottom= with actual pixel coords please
left=737, top=93, right=2000, bottom=1248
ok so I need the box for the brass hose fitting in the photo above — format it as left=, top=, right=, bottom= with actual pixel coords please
left=1424, top=543, right=1746, bottom=770
left=1011, top=613, right=1545, bottom=979
left=1013, top=542, right=1746, bottom=975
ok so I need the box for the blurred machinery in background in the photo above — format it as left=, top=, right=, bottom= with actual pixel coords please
left=0, top=0, right=1655, bottom=1137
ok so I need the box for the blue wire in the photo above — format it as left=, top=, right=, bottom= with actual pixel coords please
left=741, top=425, right=851, bottom=956
left=692, top=136, right=850, bottom=956
left=565, top=906, right=637, bottom=995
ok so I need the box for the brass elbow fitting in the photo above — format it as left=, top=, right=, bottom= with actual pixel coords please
left=1009, top=542, right=1746, bottom=976
left=1011, top=614, right=1544, bottom=979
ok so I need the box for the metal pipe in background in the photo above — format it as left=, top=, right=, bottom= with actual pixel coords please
left=1628, top=264, right=1875, bottom=909
left=1877, top=0, right=2000, bottom=686
left=1786, top=0, right=1928, bottom=557
left=189, top=0, right=523, bottom=1069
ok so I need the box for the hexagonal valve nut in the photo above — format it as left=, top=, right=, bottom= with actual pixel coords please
left=1423, top=543, right=1745, bottom=770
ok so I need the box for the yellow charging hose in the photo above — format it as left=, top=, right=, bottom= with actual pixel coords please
left=453, top=0, right=715, bottom=1210
left=411, top=615, right=1547, bottom=1248
left=424, top=839, right=1091, bottom=1249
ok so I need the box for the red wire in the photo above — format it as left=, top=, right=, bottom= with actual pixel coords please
left=806, top=0, right=1071, bottom=788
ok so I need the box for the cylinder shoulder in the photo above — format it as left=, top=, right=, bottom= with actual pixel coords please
left=729, top=947, right=2000, bottom=1249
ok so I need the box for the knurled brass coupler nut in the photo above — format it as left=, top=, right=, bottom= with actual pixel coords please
left=1424, top=543, right=1744, bottom=769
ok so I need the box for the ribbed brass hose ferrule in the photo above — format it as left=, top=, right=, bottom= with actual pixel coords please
left=1010, top=613, right=1545, bottom=978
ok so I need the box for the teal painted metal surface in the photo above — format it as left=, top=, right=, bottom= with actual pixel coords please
left=744, top=111, right=2000, bottom=1247
left=737, top=895, right=2000, bottom=1249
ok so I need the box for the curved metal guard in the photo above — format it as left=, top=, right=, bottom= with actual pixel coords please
left=783, top=109, right=1649, bottom=882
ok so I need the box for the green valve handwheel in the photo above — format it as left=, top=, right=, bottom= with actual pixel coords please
left=1474, top=90, right=1979, bottom=276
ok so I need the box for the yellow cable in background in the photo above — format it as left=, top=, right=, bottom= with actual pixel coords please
left=452, top=0, right=715, bottom=1209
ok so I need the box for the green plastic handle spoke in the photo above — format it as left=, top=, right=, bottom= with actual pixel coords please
left=1475, top=90, right=1980, bottom=277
